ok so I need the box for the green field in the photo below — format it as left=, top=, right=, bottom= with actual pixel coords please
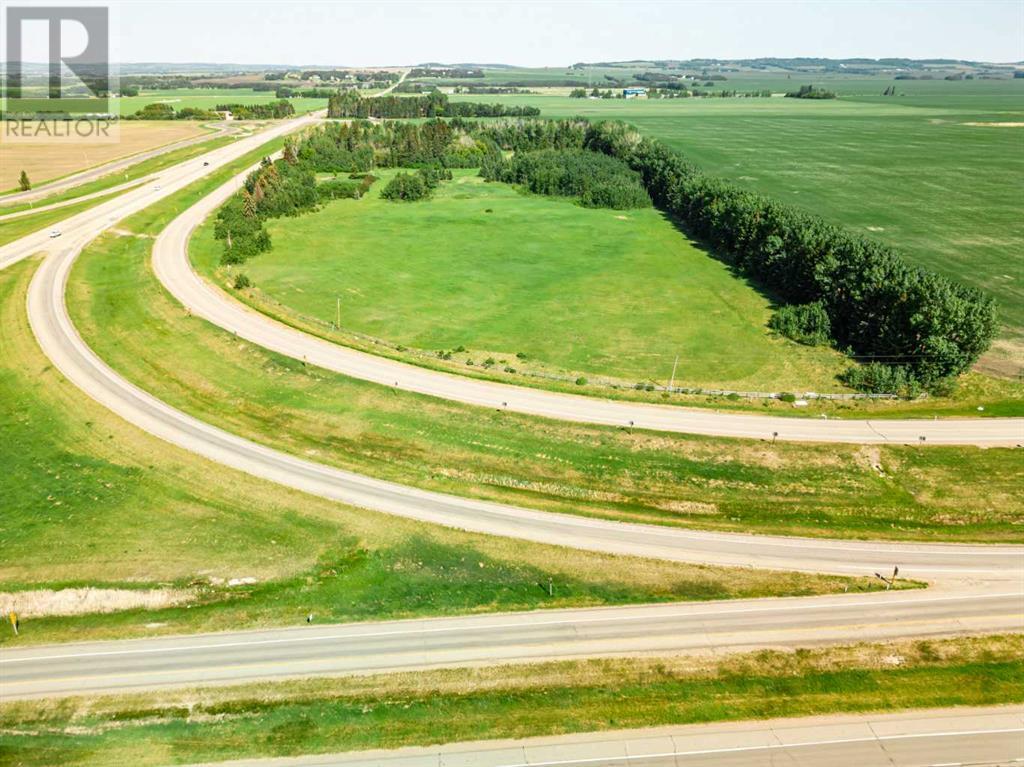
left=118, top=88, right=327, bottom=116
left=229, top=168, right=848, bottom=391
left=4, top=635, right=1020, bottom=766
left=448, top=80, right=1024, bottom=361
left=59, top=158, right=1023, bottom=545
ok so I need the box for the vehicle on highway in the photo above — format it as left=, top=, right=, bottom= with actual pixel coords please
left=48, top=229, right=61, bottom=238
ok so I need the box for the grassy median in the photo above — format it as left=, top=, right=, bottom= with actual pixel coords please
left=2, top=249, right=881, bottom=648
left=2, top=635, right=1020, bottom=766
left=61, top=182, right=1024, bottom=542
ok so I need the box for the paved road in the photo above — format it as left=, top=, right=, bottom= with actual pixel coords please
left=2, top=109, right=1022, bottom=706
left=189, top=706, right=1024, bottom=767
left=7, top=118, right=1024, bottom=700
left=0, top=114, right=321, bottom=273
left=0, top=122, right=237, bottom=206
left=3, top=590, right=1021, bottom=698
left=0, top=177, right=146, bottom=222
left=151, top=165, right=1023, bottom=446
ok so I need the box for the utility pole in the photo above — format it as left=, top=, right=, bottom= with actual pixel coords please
left=336, top=296, right=341, bottom=329
left=668, top=355, right=679, bottom=390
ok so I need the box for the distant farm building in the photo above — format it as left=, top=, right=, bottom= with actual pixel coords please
left=623, top=87, right=648, bottom=98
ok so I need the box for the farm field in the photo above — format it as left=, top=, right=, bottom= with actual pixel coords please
left=118, top=88, right=328, bottom=116
left=0, top=121, right=212, bottom=191
left=60, top=166, right=1024, bottom=545
left=1, top=256, right=854, bottom=648
left=223, top=169, right=849, bottom=392
left=449, top=80, right=1024, bottom=360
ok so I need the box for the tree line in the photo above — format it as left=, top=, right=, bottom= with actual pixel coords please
left=327, top=90, right=539, bottom=119
left=481, top=148, right=651, bottom=209
left=581, top=121, right=996, bottom=392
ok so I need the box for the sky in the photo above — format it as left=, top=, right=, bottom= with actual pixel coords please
left=7, top=0, right=1024, bottom=66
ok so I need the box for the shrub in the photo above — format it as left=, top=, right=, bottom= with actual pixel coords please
left=380, top=172, right=430, bottom=201
left=575, top=376, right=588, bottom=386
left=768, top=301, right=832, bottom=346
left=778, top=392, right=797, bottom=403
left=233, top=273, right=252, bottom=290
left=840, top=363, right=922, bottom=397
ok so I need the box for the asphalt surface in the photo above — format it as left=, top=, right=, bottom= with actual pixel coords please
left=3, top=590, right=1022, bottom=699
left=0, top=122, right=236, bottom=206
left=192, top=706, right=1024, bottom=767
left=150, top=165, right=1024, bottom=445
left=1, top=110, right=1021, bottom=708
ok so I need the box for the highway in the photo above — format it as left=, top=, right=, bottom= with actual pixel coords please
left=187, top=706, right=1024, bottom=767
left=2, top=590, right=1021, bottom=699
left=0, top=114, right=1021, bottom=716
left=150, top=161, right=1024, bottom=445
left=0, top=121, right=236, bottom=206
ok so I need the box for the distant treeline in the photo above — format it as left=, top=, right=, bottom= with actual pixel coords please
left=327, top=90, right=539, bottom=119
left=409, top=67, right=485, bottom=79
left=214, top=100, right=295, bottom=119
left=785, top=84, right=837, bottom=99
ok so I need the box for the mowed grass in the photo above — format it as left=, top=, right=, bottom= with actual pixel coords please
left=64, top=172, right=1024, bottom=544
left=0, top=121, right=211, bottom=191
left=451, top=82, right=1024, bottom=355
left=227, top=169, right=849, bottom=391
left=118, top=88, right=328, bottom=116
left=3, top=635, right=1020, bottom=767
left=1, top=257, right=868, bottom=648
left=0, top=188, right=137, bottom=247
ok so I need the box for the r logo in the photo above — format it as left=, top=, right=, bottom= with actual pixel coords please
left=3, top=5, right=113, bottom=116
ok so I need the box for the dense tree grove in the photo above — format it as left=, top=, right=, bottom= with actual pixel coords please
left=215, top=100, right=295, bottom=119
left=581, top=121, right=997, bottom=390
left=327, top=90, right=539, bottom=119
left=785, top=84, right=838, bottom=99
left=481, top=149, right=651, bottom=209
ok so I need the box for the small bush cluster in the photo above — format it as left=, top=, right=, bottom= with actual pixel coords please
left=381, top=166, right=452, bottom=202
left=768, top=301, right=831, bottom=346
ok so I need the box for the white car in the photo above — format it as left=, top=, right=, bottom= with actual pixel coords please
left=154, top=184, right=162, bottom=191
left=49, top=229, right=61, bottom=238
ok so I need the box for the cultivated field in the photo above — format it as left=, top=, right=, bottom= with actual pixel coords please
left=217, top=169, right=849, bottom=391
left=118, top=88, right=328, bottom=116
left=0, top=121, right=212, bottom=191
left=449, top=78, right=1024, bottom=361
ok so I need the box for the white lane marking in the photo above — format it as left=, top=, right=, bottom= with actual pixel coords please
left=489, top=727, right=1024, bottom=766
left=4, top=591, right=1021, bottom=665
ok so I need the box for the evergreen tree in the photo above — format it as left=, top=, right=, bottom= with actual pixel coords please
left=18, top=170, right=30, bottom=191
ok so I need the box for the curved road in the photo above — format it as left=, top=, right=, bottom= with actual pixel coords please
left=152, top=166, right=1023, bottom=445
left=1, top=118, right=1021, bottom=703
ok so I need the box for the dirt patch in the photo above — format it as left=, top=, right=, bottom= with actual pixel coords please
left=0, top=587, right=194, bottom=618
left=655, top=500, right=719, bottom=516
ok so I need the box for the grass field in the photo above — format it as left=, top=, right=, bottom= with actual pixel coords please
left=0, top=121, right=212, bottom=191
left=118, top=88, right=328, bottom=116
left=62, top=163, right=1024, bottom=544
left=231, top=168, right=849, bottom=391
left=448, top=81, right=1024, bottom=361
left=1, top=255, right=871, bottom=648
left=3, top=635, right=1019, bottom=766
